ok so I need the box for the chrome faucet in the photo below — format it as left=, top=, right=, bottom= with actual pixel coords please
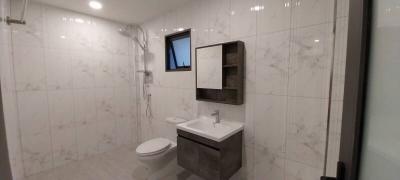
left=211, top=110, right=220, bottom=124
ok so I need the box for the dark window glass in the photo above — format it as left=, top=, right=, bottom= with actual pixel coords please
left=165, top=30, right=191, bottom=71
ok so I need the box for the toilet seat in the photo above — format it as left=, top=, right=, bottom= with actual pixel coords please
left=136, top=138, right=171, bottom=157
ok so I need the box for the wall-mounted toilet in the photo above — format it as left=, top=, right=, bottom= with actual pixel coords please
left=135, top=117, right=186, bottom=179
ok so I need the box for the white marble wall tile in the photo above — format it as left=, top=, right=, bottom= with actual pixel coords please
left=256, top=30, right=290, bottom=95
left=291, top=0, right=335, bottom=28
left=240, top=37, right=256, bottom=94
left=244, top=94, right=255, bottom=146
left=207, top=0, right=231, bottom=44
left=97, top=120, right=118, bottom=153
left=113, top=55, right=132, bottom=87
left=17, top=91, right=50, bottom=137
left=257, top=0, right=291, bottom=35
left=190, top=0, right=209, bottom=47
left=336, top=0, right=349, bottom=18
left=69, top=14, right=93, bottom=52
left=95, top=88, right=116, bottom=122
left=42, top=6, right=73, bottom=50
left=286, top=97, right=328, bottom=169
left=114, top=88, right=135, bottom=145
left=13, top=46, right=47, bottom=91
left=76, top=122, right=99, bottom=160
left=331, top=18, right=348, bottom=101
left=48, top=90, right=75, bottom=131
left=9, top=2, right=138, bottom=177
left=71, top=51, right=96, bottom=89
left=230, top=0, right=257, bottom=39
left=254, top=94, right=287, bottom=155
left=11, top=2, right=43, bottom=47
left=73, top=89, right=97, bottom=126
left=285, top=159, right=323, bottom=180
left=288, top=23, right=334, bottom=98
left=254, top=144, right=285, bottom=180
left=94, top=52, right=115, bottom=88
left=20, top=132, right=53, bottom=176
left=51, top=127, right=78, bottom=168
left=45, top=50, right=73, bottom=90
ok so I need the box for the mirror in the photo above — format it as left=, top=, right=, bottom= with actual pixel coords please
left=196, top=45, right=223, bottom=89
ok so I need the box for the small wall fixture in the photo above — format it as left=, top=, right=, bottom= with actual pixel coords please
left=89, top=1, right=103, bottom=10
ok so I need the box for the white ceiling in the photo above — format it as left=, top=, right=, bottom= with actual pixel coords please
left=32, top=0, right=193, bottom=24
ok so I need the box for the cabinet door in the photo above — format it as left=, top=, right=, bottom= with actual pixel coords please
left=177, top=136, right=221, bottom=179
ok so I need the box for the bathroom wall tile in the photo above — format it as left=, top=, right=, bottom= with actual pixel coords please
left=21, top=132, right=53, bottom=176
left=257, top=0, right=291, bottom=35
left=97, top=120, right=118, bottom=153
left=95, top=88, right=116, bottom=122
left=254, top=94, right=287, bottom=155
left=331, top=18, right=348, bottom=101
left=11, top=2, right=44, bottom=47
left=207, top=0, right=231, bottom=44
left=69, top=14, right=93, bottom=52
left=336, top=0, right=349, bottom=18
left=291, top=0, right=335, bottom=28
left=13, top=46, right=47, bottom=91
left=244, top=94, right=255, bottom=146
left=51, top=127, right=78, bottom=168
left=73, top=89, right=97, bottom=126
left=256, top=30, right=290, bottom=95
left=239, top=36, right=256, bottom=94
left=48, top=90, right=75, bottom=131
left=17, top=91, right=50, bottom=137
left=45, top=49, right=73, bottom=90
left=288, top=23, right=334, bottom=98
left=285, top=159, right=323, bottom=180
left=113, top=55, right=132, bottom=87
left=76, top=122, right=99, bottom=160
left=254, top=144, right=285, bottom=180
left=42, top=6, right=73, bottom=50
left=286, top=97, right=328, bottom=169
left=94, top=52, right=115, bottom=88
left=230, top=0, right=257, bottom=39
left=176, top=3, right=193, bottom=31
left=190, top=0, right=209, bottom=47
left=71, top=51, right=96, bottom=89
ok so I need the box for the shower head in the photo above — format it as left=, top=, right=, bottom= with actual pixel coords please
left=118, top=26, right=132, bottom=38
left=118, top=25, right=147, bottom=51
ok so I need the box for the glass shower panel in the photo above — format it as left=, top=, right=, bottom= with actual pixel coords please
left=358, top=0, right=400, bottom=179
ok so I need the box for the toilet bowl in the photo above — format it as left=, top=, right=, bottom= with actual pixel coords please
left=135, top=117, right=186, bottom=179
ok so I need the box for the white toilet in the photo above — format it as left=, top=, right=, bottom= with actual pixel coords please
left=135, top=117, right=186, bottom=179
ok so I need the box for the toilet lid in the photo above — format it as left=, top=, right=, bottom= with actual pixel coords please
left=136, top=138, right=171, bottom=156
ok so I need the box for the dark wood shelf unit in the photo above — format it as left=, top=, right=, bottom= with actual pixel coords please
left=195, top=41, right=244, bottom=105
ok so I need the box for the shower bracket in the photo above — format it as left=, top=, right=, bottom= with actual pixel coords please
left=5, top=16, right=26, bottom=25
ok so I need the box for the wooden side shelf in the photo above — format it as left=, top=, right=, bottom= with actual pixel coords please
left=195, top=41, right=244, bottom=105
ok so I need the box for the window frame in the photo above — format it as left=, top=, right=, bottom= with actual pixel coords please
left=165, top=29, right=192, bottom=72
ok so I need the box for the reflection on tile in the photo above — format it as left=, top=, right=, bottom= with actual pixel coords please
left=288, top=23, right=334, bottom=98
left=230, top=0, right=257, bottom=38
left=292, top=0, right=335, bottom=28
left=257, top=0, right=291, bottom=35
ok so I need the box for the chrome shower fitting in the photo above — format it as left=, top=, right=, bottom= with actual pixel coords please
left=6, top=0, right=29, bottom=25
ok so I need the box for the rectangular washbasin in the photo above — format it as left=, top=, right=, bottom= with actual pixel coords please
left=177, top=116, right=244, bottom=142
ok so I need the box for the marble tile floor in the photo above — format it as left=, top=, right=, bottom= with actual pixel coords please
left=22, top=145, right=204, bottom=180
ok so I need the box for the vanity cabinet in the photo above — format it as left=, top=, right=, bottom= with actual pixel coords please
left=177, top=129, right=243, bottom=180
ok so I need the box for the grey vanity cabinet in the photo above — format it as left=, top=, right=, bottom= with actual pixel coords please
left=177, top=129, right=243, bottom=180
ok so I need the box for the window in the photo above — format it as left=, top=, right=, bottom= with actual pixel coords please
left=165, top=30, right=191, bottom=71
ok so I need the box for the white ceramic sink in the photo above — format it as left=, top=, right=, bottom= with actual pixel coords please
left=177, top=116, right=244, bottom=142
